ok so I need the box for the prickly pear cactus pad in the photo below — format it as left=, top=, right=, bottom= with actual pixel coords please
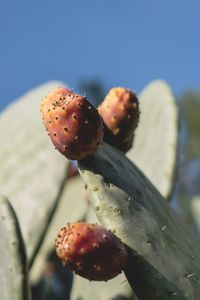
left=0, top=82, right=69, bottom=264
left=0, top=196, right=30, bottom=300
left=78, top=143, right=200, bottom=300
left=127, top=80, right=178, bottom=199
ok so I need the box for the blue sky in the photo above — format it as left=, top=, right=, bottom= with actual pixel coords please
left=1, top=0, right=200, bottom=111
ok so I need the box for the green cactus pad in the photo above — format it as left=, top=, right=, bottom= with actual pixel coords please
left=127, top=80, right=178, bottom=199
left=78, top=143, right=200, bottom=300
left=0, top=82, right=69, bottom=265
left=0, top=196, right=30, bottom=300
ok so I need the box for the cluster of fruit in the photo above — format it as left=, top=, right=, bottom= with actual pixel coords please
left=40, top=86, right=139, bottom=159
left=40, top=86, right=139, bottom=281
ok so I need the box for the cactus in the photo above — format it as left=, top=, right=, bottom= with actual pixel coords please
left=1, top=80, right=194, bottom=300
left=78, top=142, right=200, bottom=299
left=127, top=80, right=178, bottom=199
left=0, top=196, right=30, bottom=300
left=0, top=82, right=71, bottom=266
left=70, top=80, right=178, bottom=300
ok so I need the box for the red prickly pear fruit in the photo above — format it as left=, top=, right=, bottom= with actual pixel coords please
left=98, top=87, right=139, bottom=152
left=40, top=87, right=104, bottom=160
left=55, top=222, right=128, bottom=281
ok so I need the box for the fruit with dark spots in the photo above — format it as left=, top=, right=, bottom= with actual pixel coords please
left=40, top=87, right=104, bottom=160
left=55, top=222, right=128, bottom=281
left=98, top=87, right=139, bottom=152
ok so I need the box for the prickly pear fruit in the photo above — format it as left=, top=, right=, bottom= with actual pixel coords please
left=55, top=222, right=128, bottom=281
left=98, top=87, right=139, bottom=152
left=40, top=87, right=104, bottom=160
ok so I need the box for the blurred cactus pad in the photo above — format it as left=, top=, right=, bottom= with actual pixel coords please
left=1, top=79, right=199, bottom=300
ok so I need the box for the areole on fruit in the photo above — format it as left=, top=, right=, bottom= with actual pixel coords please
left=55, top=222, right=128, bottom=281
